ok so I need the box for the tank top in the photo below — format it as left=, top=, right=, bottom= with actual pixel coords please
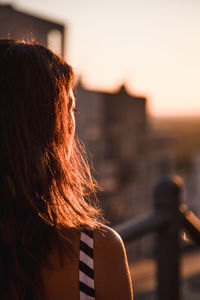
left=79, top=229, right=95, bottom=300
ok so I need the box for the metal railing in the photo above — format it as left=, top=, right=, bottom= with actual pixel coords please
left=114, top=176, right=200, bottom=300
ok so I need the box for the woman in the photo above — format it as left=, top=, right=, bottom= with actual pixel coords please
left=0, top=39, right=133, bottom=299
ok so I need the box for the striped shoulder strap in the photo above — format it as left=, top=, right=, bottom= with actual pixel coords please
left=79, top=229, right=95, bottom=300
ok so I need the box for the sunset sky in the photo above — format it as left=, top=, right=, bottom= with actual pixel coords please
left=2, top=0, right=200, bottom=116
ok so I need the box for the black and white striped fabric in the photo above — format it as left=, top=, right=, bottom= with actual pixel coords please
left=79, top=229, right=95, bottom=300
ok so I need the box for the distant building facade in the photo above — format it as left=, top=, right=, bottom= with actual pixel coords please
left=75, top=83, right=174, bottom=221
left=75, top=82, right=174, bottom=259
left=0, top=4, right=65, bottom=57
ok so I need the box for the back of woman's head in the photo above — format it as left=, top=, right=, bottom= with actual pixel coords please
left=0, top=40, right=102, bottom=299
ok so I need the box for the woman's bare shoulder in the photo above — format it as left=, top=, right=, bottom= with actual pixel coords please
left=94, top=225, right=133, bottom=300
left=94, top=224, right=122, bottom=242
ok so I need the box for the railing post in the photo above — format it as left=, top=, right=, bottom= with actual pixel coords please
left=154, top=176, right=183, bottom=300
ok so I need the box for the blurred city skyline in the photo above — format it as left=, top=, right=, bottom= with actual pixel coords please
left=1, top=0, right=200, bottom=117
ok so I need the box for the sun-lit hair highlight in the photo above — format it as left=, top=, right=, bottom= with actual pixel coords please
left=0, top=39, right=104, bottom=299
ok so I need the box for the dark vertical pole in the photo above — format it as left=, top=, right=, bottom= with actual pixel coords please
left=154, top=176, right=183, bottom=300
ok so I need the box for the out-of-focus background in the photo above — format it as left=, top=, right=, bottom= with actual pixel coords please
left=0, top=1, right=200, bottom=299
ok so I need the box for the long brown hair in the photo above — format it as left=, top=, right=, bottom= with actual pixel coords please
left=0, top=40, right=103, bottom=299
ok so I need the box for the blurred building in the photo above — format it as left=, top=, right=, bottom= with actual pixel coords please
left=75, top=82, right=174, bottom=259
left=75, top=82, right=174, bottom=220
left=0, top=4, right=65, bottom=57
